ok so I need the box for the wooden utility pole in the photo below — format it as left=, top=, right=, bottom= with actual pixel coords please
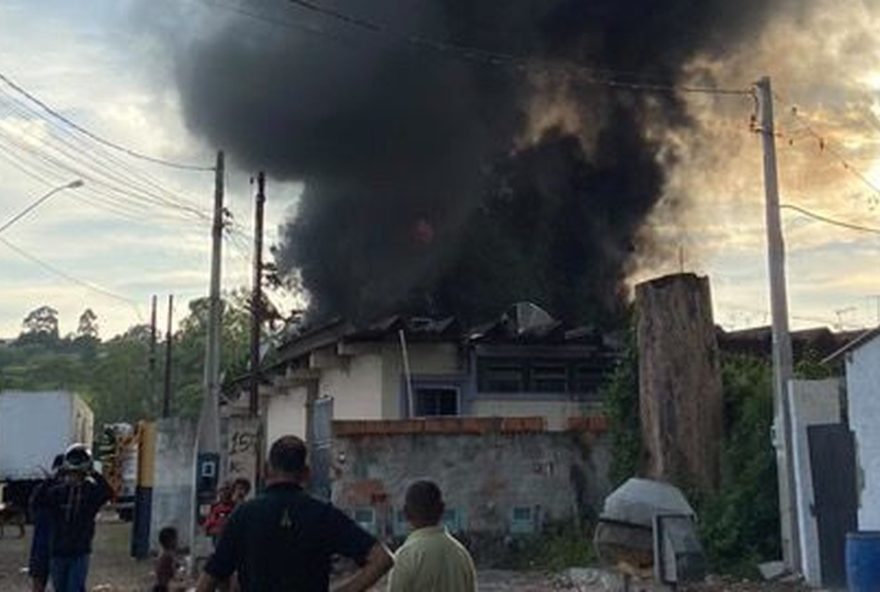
left=163, top=295, right=173, bottom=418
left=149, top=295, right=157, bottom=414
left=199, top=150, right=225, bottom=453
left=756, top=76, right=800, bottom=572
left=249, top=172, right=266, bottom=418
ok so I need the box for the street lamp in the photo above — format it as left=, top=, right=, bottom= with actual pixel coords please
left=0, top=179, right=85, bottom=235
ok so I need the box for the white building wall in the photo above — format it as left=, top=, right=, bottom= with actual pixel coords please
left=380, top=342, right=460, bottom=418
left=321, top=353, right=385, bottom=420
left=788, top=378, right=841, bottom=586
left=847, top=334, right=880, bottom=529
left=266, top=386, right=308, bottom=444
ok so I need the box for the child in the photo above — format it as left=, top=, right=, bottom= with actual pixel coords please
left=203, top=482, right=235, bottom=546
left=154, top=526, right=181, bottom=592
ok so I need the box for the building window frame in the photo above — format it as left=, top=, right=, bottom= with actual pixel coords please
left=400, top=375, right=468, bottom=418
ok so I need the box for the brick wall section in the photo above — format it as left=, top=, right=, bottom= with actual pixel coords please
left=333, top=414, right=608, bottom=437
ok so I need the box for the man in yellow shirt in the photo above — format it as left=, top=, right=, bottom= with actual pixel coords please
left=388, top=480, right=477, bottom=592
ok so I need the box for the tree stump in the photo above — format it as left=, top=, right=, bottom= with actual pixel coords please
left=636, top=273, right=723, bottom=492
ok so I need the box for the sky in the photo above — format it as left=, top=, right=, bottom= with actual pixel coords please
left=0, top=0, right=878, bottom=338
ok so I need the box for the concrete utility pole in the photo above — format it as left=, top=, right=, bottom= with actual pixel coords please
left=756, top=76, right=801, bottom=572
left=163, top=295, right=174, bottom=418
left=199, top=150, right=225, bottom=454
left=149, top=295, right=157, bottom=413
left=249, top=172, right=266, bottom=418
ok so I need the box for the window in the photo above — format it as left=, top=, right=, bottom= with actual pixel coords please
left=510, top=506, right=536, bottom=534
left=394, top=509, right=409, bottom=536
left=354, top=508, right=377, bottom=534
left=414, top=387, right=459, bottom=416
left=532, top=363, right=569, bottom=393
left=478, top=359, right=527, bottom=392
left=477, top=356, right=610, bottom=396
left=442, top=508, right=461, bottom=533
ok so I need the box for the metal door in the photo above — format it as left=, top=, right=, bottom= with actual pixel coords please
left=808, top=424, right=857, bottom=587
left=309, top=396, right=334, bottom=500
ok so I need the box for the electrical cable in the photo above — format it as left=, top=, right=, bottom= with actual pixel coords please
left=0, top=236, right=144, bottom=320
left=774, top=94, right=880, bottom=208
left=781, top=203, right=880, bottom=236
left=0, top=71, right=214, bottom=172
left=193, top=0, right=756, bottom=96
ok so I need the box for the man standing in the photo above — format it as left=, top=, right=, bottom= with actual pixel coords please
left=387, top=480, right=477, bottom=592
left=33, top=444, right=113, bottom=592
left=196, top=435, right=393, bottom=592
left=28, top=453, right=64, bottom=592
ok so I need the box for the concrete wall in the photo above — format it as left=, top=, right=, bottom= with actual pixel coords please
left=789, top=378, right=841, bottom=586
left=847, top=334, right=880, bottom=529
left=150, top=417, right=197, bottom=552
left=470, top=400, right=599, bottom=431
left=331, top=419, right=611, bottom=555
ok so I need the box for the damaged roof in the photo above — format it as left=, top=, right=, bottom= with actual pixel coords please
left=272, top=302, right=615, bottom=364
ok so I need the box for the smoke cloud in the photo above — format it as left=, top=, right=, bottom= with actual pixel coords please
left=171, top=0, right=796, bottom=325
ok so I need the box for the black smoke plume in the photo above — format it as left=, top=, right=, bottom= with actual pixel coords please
left=173, top=0, right=789, bottom=325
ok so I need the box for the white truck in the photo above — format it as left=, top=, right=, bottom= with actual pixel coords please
left=0, top=390, right=94, bottom=510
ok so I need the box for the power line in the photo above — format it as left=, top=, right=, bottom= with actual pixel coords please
left=0, top=236, right=143, bottom=320
left=0, top=71, right=215, bottom=172
left=0, top=102, right=211, bottom=222
left=776, top=96, right=880, bottom=208
left=781, top=203, right=880, bottom=236
left=259, top=0, right=752, bottom=96
left=0, top=92, right=211, bottom=217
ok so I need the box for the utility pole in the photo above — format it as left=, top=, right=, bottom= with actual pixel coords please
left=149, top=295, right=157, bottom=414
left=163, top=295, right=174, bottom=418
left=199, top=150, right=225, bottom=454
left=249, top=172, right=266, bottom=418
left=756, top=76, right=800, bottom=573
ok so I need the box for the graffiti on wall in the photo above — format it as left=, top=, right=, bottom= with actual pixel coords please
left=227, top=417, right=259, bottom=487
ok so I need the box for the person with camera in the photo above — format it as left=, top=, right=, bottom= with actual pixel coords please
left=32, top=443, right=113, bottom=592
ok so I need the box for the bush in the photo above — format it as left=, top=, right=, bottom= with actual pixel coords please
left=698, top=354, right=780, bottom=577
left=507, top=523, right=597, bottom=571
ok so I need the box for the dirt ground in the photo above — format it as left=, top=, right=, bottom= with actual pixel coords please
left=0, top=518, right=576, bottom=591
left=0, top=519, right=808, bottom=591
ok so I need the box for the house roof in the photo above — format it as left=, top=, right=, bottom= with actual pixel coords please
left=717, top=325, right=863, bottom=361
left=822, top=326, right=880, bottom=364
left=268, top=302, right=617, bottom=372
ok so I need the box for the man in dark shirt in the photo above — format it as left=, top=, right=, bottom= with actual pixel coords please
left=196, top=435, right=393, bottom=592
left=29, top=453, right=64, bottom=592
left=33, top=444, right=113, bottom=592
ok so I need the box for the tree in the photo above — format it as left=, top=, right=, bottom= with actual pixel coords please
left=170, top=292, right=250, bottom=418
left=77, top=309, right=99, bottom=340
left=19, top=306, right=60, bottom=345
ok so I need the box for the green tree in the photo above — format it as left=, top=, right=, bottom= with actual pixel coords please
left=19, top=306, right=60, bottom=345
left=170, top=292, right=250, bottom=418
left=76, top=309, right=99, bottom=340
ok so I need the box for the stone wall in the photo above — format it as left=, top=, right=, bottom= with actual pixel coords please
left=330, top=416, right=610, bottom=561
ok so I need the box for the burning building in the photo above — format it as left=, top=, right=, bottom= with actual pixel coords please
left=168, top=0, right=794, bottom=326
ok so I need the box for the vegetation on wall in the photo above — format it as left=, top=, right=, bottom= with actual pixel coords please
left=603, top=329, right=641, bottom=487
